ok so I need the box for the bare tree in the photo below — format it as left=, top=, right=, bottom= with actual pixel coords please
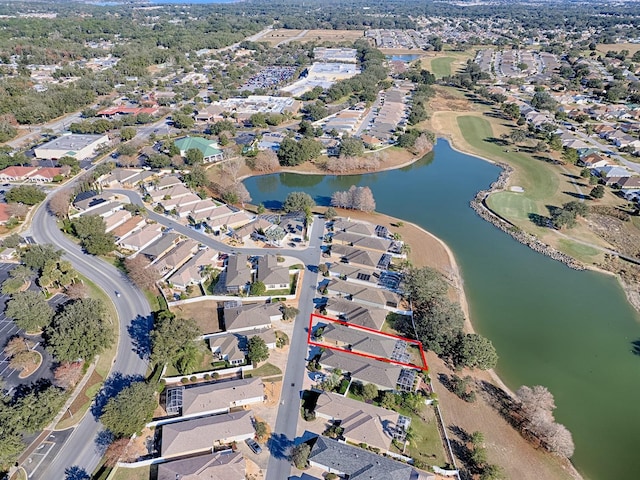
left=7, top=203, right=28, bottom=219
left=49, top=190, right=71, bottom=218
left=104, top=438, right=132, bottom=467
left=118, top=155, right=138, bottom=168
left=331, top=190, right=349, bottom=209
left=60, top=165, right=72, bottom=176
left=254, top=150, right=280, bottom=173
left=325, top=156, right=351, bottom=174
left=53, top=361, right=84, bottom=389
left=516, top=385, right=556, bottom=417
left=4, top=336, right=29, bottom=357
left=232, top=182, right=251, bottom=206
left=65, top=282, right=88, bottom=300
left=540, top=422, right=575, bottom=458
left=124, top=256, right=161, bottom=291
left=220, top=158, right=242, bottom=184
left=357, top=186, right=376, bottom=212
left=413, top=134, right=433, bottom=154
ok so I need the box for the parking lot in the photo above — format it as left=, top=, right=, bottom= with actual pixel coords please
left=0, top=263, right=67, bottom=393
left=22, top=428, right=74, bottom=480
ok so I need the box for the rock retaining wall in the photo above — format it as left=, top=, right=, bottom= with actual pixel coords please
left=470, top=162, right=585, bottom=271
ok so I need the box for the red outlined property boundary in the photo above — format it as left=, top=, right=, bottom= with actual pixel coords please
left=308, top=312, right=428, bottom=371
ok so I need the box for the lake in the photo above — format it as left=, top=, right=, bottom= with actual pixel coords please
left=386, top=54, right=423, bottom=62
left=244, top=140, right=640, bottom=480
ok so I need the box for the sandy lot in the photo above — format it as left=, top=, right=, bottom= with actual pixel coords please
left=260, top=29, right=365, bottom=46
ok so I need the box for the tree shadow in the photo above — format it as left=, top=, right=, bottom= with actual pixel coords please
left=561, top=173, right=580, bottom=180
left=64, top=466, right=90, bottom=480
left=533, top=155, right=562, bottom=165
left=91, top=372, right=145, bottom=420
left=267, top=432, right=293, bottom=460
left=528, top=213, right=552, bottom=228
left=562, top=191, right=589, bottom=200
left=95, top=429, right=114, bottom=456
left=127, top=314, right=153, bottom=360
left=484, top=136, right=509, bottom=147
left=631, top=339, right=640, bottom=356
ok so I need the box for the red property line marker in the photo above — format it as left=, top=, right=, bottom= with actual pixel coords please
left=308, top=312, right=428, bottom=371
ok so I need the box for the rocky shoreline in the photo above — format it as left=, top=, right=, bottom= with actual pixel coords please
left=470, top=162, right=585, bottom=271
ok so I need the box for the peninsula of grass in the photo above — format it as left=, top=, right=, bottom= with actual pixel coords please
left=430, top=56, right=456, bottom=77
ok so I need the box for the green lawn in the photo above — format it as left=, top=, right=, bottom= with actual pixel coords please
left=430, top=57, right=456, bottom=78
left=557, top=239, right=602, bottom=263
left=486, top=191, right=539, bottom=223
left=110, top=465, right=153, bottom=480
left=244, top=362, right=282, bottom=378
left=400, top=405, right=448, bottom=468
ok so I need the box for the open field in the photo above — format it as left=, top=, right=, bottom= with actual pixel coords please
left=596, top=43, right=640, bottom=54
left=260, top=28, right=364, bottom=46
left=172, top=299, right=221, bottom=334
left=111, top=465, right=152, bottom=480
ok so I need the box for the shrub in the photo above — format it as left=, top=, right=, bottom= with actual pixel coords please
left=181, top=377, right=189, bottom=384
left=190, top=376, right=197, bottom=383
left=204, top=373, right=211, bottom=380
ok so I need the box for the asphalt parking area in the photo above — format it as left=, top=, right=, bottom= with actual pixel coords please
left=23, top=429, right=73, bottom=480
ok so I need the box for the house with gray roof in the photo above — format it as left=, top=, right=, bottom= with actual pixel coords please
left=320, top=349, right=403, bottom=391
left=225, top=255, right=252, bottom=294
left=325, top=297, right=388, bottom=331
left=157, top=451, right=245, bottom=480
left=319, top=322, right=398, bottom=358
left=223, top=302, right=282, bottom=333
left=118, top=223, right=163, bottom=252
left=210, top=329, right=276, bottom=364
left=314, top=391, right=404, bottom=453
left=328, top=262, right=380, bottom=285
left=333, top=220, right=378, bottom=237
left=333, top=231, right=392, bottom=252
left=308, top=436, right=434, bottom=480
left=180, top=377, right=264, bottom=417
left=257, top=254, right=290, bottom=291
left=327, top=278, right=401, bottom=310
left=161, top=410, right=254, bottom=458
left=168, top=248, right=217, bottom=290
left=331, top=244, right=391, bottom=270
left=153, top=239, right=198, bottom=277
left=139, top=232, right=180, bottom=261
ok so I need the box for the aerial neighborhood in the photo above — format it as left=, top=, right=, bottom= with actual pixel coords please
left=0, top=1, right=639, bottom=480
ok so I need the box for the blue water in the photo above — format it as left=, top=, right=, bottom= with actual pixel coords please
left=386, top=54, right=423, bottom=62
left=244, top=139, right=640, bottom=480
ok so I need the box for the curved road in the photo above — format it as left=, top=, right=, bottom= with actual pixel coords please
left=26, top=202, right=153, bottom=478
left=25, top=188, right=323, bottom=479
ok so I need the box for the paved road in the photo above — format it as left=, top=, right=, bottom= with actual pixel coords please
left=110, top=189, right=325, bottom=479
left=25, top=201, right=153, bottom=479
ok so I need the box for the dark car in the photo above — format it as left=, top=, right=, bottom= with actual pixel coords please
left=245, top=438, right=262, bottom=454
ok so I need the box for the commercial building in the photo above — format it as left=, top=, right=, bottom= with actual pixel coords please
left=34, top=133, right=110, bottom=161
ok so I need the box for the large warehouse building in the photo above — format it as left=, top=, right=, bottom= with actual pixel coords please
left=34, top=133, right=110, bottom=160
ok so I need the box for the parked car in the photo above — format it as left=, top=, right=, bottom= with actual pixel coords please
left=245, top=438, right=262, bottom=454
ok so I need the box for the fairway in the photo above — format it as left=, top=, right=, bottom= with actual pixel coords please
left=430, top=57, right=456, bottom=77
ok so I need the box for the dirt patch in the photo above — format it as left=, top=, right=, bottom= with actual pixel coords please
left=67, top=370, right=102, bottom=417
left=127, top=427, right=155, bottom=460
left=173, top=300, right=221, bottom=334
left=263, top=379, right=282, bottom=407
left=587, top=212, right=640, bottom=258
left=429, top=353, right=578, bottom=480
left=245, top=458, right=264, bottom=480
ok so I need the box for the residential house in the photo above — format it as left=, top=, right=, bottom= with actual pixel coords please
left=223, top=302, right=282, bottom=333
left=595, top=165, right=633, bottom=179
left=139, top=232, right=180, bottom=261
left=157, top=451, right=245, bottom=480
left=327, top=263, right=380, bottom=285
left=225, top=255, right=252, bottom=294
left=210, top=329, right=277, bottom=364
left=179, top=377, right=264, bottom=417
left=324, top=297, right=388, bottom=331
left=72, top=191, right=112, bottom=212
left=174, top=136, right=224, bottom=163
left=308, top=436, right=434, bottom=480
left=326, top=278, right=401, bottom=310
left=333, top=220, right=378, bottom=237
left=314, top=391, right=404, bottom=453
left=118, top=223, right=163, bottom=252
left=0, top=166, right=38, bottom=182
left=578, top=153, right=608, bottom=168
left=168, top=248, right=217, bottom=290
left=231, top=218, right=273, bottom=243
left=103, top=210, right=132, bottom=233
left=256, top=255, right=290, bottom=291
left=614, top=176, right=640, bottom=189
left=153, top=239, right=199, bottom=277
left=154, top=175, right=183, bottom=191
left=149, top=184, right=192, bottom=204
left=159, top=193, right=201, bottom=213
left=331, top=244, right=391, bottom=270
left=160, top=410, right=255, bottom=458
left=332, top=231, right=392, bottom=252
left=99, top=168, right=153, bottom=188
left=111, top=216, right=147, bottom=241
left=319, top=322, right=398, bottom=359
left=320, top=349, right=404, bottom=391
left=78, top=201, right=123, bottom=219
left=202, top=210, right=252, bottom=233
